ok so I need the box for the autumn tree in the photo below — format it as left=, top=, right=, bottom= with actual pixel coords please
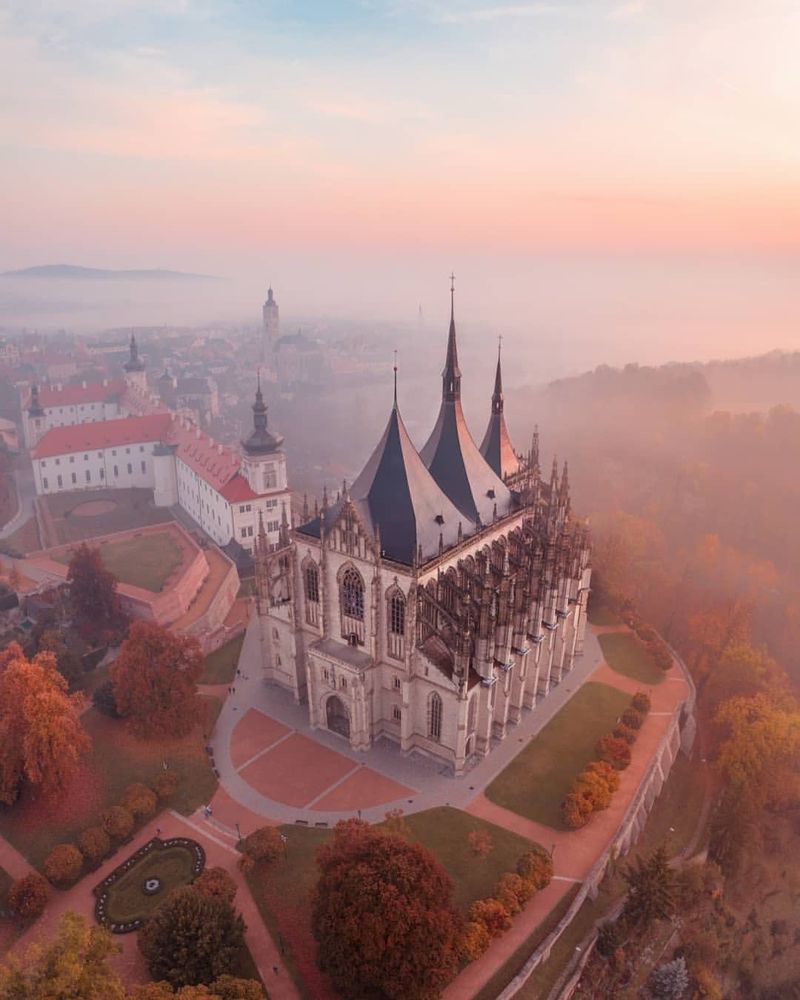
left=468, top=897, right=511, bottom=938
left=714, top=692, right=800, bottom=810
left=516, top=847, right=553, bottom=890
left=138, top=886, right=245, bottom=988
left=239, top=826, right=283, bottom=872
left=622, top=846, right=676, bottom=933
left=7, top=873, right=48, bottom=921
left=128, top=977, right=265, bottom=999
left=35, top=628, right=83, bottom=691
left=66, top=543, right=123, bottom=637
left=102, top=805, right=135, bottom=841
left=122, top=782, right=158, bottom=821
left=193, top=867, right=237, bottom=905
left=312, top=819, right=462, bottom=1000
left=0, top=643, right=90, bottom=804
left=596, top=734, right=632, bottom=770
left=0, top=912, right=125, bottom=999
left=111, top=622, right=203, bottom=739
left=153, top=769, right=180, bottom=800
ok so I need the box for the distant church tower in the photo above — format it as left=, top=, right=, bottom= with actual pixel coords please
left=123, top=333, right=147, bottom=391
left=262, top=286, right=280, bottom=363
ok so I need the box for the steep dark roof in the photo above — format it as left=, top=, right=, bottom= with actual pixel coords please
left=420, top=296, right=513, bottom=523
left=297, top=398, right=474, bottom=565
left=479, top=347, right=520, bottom=479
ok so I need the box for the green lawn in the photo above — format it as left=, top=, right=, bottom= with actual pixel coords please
left=43, top=488, right=173, bottom=546
left=0, top=708, right=217, bottom=869
left=598, top=632, right=665, bottom=686
left=201, top=634, right=245, bottom=685
left=98, top=842, right=200, bottom=925
left=486, top=682, right=631, bottom=828
left=403, top=806, right=535, bottom=910
left=53, top=532, right=183, bottom=592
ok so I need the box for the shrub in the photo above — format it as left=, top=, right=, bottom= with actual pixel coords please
left=622, top=611, right=642, bottom=631
left=597, top=734, right=632, bottom=770
left=574, top=770, right=613, bottom=811
left=78, top=826, right=111, bottom=865
left=595, top=920, right=621, bottom=957
left=123, top=782, right=158, bottom=821
left=495, top=872, right=533, bottom=914
left=240, top=826, right=283, bottom=868
left=562, top=789, right=593, bottom=829
left=613, top=723, right=637, bottom=745
left=516, top=847, right=553, bottom=890
left=458, top=920, right=491, bottom=961
left=647, top=640, right=673, bottom=671
left=43, top=843, right=84, bottom=886
left=585, top=760, right=621, bottom=794
left=153, top=769, right=180, bottom=800
left=620, top=707, right=644, bottom=731
left=194, top=867, right=237, bottom=905
left=8, top=873, right=49, bottom=920
left=92, top=678, right=120, bottom=718
left=635, top=624, right=657, bottom=643
left=102, top=804, right=135, bottom=841
left=468, top=898, right=511, bottom=937
left=631, top=691, right=651, bottom=714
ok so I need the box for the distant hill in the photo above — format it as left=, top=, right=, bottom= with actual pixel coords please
left=1, top=264, right=219, bottom=282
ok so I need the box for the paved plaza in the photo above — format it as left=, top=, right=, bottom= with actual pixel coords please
left=207, top=616, right=612, bottom=833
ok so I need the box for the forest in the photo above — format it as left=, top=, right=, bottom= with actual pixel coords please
left=506, top=352, right=800, bottom=998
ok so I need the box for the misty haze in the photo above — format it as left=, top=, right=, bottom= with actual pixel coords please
left=0, top=3, right=798, bottom=1000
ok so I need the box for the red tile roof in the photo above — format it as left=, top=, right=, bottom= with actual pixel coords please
left=27, top=380, right=126, bottom=408
left=167, top=422, right=242, bottom=491
left=31, top=413, right=173, bottom=459
left=218, top=474, right=259, bottom=501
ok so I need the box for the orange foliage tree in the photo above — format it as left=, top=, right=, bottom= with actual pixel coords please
left=0, top=643, right=90, bottom=804
left=111, top=622, right=203, bottom=739
left=312, top=819, right=462, bottom=1000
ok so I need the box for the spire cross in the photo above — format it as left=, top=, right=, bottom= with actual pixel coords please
left=393, top=350, right=398, bottom=405
left=449, top=272, right=455, bottom=315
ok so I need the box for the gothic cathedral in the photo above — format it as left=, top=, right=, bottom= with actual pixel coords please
left=254, top=289, right=591, bottom=774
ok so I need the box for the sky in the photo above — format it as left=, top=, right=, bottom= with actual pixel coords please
left=1, top=1, right=800, bottom=365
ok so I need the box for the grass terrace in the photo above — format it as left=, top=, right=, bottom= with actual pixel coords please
left=52, top=531, right=183, bottom=593
left=0, top=706, right=218, bottom=869
left=598, top=632, right=666, bottom=686
left=245, top=807, right=541, bottom=999
left=201, top=633, right=245, bottom=685
left=486, top=682, right=631, bottom=828
left=40, top=488, right=173, bottom=547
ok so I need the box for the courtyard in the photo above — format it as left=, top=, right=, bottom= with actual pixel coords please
left=51, top=530, right=184, bottom=592
left=37, top=487, right=174, bottom=548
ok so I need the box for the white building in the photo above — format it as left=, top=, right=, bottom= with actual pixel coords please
left=21, top=379, right=126, bottom=448
left=30, top=378, right=291, bottom=555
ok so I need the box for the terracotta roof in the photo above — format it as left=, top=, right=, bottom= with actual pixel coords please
left=32, top=413, right=172, bottom=459
left=218, top=474, right=260, bottom=502
left=167, top=421, right=242, bottom=491
left=26, top=380, right=126, bottom=408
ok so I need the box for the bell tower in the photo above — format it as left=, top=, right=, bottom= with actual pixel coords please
left=240, top=374, right=287, bottom=495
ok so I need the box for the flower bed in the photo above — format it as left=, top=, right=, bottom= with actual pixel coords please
left=93, top=836, right=205, bottom=934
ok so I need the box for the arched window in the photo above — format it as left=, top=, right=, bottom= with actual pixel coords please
left=387, top=588, right=405, bottom=660
left=304, top=561, right=320, bottom=626
left=340, top=566, right=365, bottom=645
left=428, top=692, right=443, bottom=742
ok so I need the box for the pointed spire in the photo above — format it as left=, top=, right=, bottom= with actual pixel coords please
left=242, top=373, right=283, bottom=454
left=393, top=350, right=398, bottom=408
left=442, top=272, right=461, bottom=402
left=302, top=493, right=309, bottom=520
left=279, top=502, right=290, bottom=547
left=491, top=336, right=504, bottom=416
left=322, top=484, right=329, bottom=511
left=257, top=510, right=268, bottom=551
left=531, top=426, right=540, bottom=470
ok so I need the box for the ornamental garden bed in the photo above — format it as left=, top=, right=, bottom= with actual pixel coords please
left=94, top=836, right=205, bottom=933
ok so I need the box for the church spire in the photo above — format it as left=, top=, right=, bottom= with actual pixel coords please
left=491, top=337, right=504, bottom=416
left=442, top=272, right=461, bottom=402
left=124, top=332, right=145, bottom=373
left=241, top=372, right=283, bottom=455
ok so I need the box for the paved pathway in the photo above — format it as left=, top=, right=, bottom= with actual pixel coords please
left=208, top=617, right=609, bottom=832
left=0, top=458, right=35, bottom=540
left=0, top=834, right=35, bottom=882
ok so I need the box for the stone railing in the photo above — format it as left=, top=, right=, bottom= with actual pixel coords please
left=497, top=637, right=695, bottom=1000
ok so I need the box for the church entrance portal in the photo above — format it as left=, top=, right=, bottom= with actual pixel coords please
left=326, top=695, right=350, bottom=740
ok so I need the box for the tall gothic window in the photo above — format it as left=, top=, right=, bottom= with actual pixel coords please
left=468, top=695, right=478, bottom=732
left=304, top=561, right=320, bottom=626
left=428, top=692, right=443, bottom=742
left=387, top=588, right=405, bottom=660
left=340, top=566, right=365, bottom=645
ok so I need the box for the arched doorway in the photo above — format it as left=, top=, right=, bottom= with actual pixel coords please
left=326, top=695, right=350, bottom=739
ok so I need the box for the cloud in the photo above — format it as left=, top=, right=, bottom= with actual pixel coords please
left=434, top=3, right=556, bottom=24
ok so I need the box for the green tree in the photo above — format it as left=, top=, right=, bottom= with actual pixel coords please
left=66, top=543, right=123, bottom=636
left=622, top=846, right=676, bottom=933
left=312, top=819, right=462, bottom=1000
left=0, top=911, right=125, bottom=999
left=648, top=956, right=689, bottom=999
left=138, top=886, right=245, bottom=988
